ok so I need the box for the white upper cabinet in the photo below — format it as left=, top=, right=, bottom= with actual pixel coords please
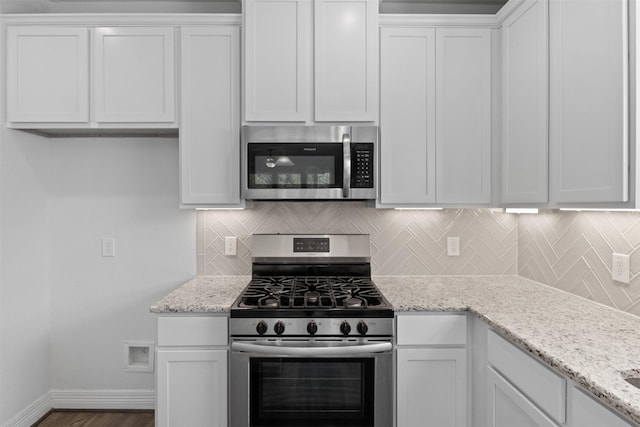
left=243, top=0, right=378, bottom=123
left=244, top=0, right=309, bottom=121
left=379, top=22, right=492, bottom=207
left=7, top=26, right=90, bottom=123
left=314, top=0, right=378, bottom=122
left=379, top=27, right=436, bottom=205
left=501, top=0, right=549, bottom=205
left=6, top=20, right=177, bottom=129
left=435, top=28, right=492, bottom=205
left=180, top=25, right=243, bottom=207
left=93, top=27, right=176, bottom=124
left=549, top=0, right=628, bottom=204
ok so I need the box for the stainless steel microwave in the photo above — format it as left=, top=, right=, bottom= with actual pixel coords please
left=242, top=125, right=378, bottom=200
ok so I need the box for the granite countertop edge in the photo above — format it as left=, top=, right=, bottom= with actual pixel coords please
left=150, top=274, right=640, bottom=426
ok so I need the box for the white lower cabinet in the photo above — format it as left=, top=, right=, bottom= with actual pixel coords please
left=487, top=367, right=559, bottom=427
left=486, top=330, right=566, bottom=424
left=569, top=386, right=634, bottom=427
left=484, top=329, right=636, bottom=427
left=155, top=316, right=228, bottom=427
left=396, top=313, right=468, bottom=427
left=156, top=349, right=227, bottom=427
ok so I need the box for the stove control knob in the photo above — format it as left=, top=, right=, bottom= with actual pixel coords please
left=307, top=321, right=318, bottom=336
left=340, top=321, right=351, bottom=336
left=256, top=321, right=268, bottom=336
left=274, top=321, right=285, bottom=336
left=357, top=320, right=368, bottom=336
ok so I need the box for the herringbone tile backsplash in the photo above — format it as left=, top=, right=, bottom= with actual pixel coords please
left=197, top=202, right=517, bottom=276
left=197, top=205, right=640, bottom=316
left=519, top=210, right=640, bottom=317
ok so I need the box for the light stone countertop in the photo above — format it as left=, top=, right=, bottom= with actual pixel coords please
left=150, top=274, right=640, bottom=425
left=149, top=276, right=250, bottom=313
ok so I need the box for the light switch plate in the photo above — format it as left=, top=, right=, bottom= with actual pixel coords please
left=225, top=236, right=237, bottom=256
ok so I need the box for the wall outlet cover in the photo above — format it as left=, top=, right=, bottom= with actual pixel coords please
left=612, top=253, right=630, bottom=284
left=447, top=237, right=460, bottom=257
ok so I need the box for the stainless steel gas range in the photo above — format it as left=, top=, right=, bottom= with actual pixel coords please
left=229, top=234, right=393, bottom=427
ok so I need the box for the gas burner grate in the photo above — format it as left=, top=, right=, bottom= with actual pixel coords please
left=237, top=276, right=387, bottom=310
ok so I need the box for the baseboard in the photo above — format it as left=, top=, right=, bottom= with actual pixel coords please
left=1, top=389, right=155, bottom=427
left=1, top=392, right=52, bottom=427
left=50, top=389, right=155, bottom=410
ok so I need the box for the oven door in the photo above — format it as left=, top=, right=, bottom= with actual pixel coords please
left=230, top=339, right=393, bottom=427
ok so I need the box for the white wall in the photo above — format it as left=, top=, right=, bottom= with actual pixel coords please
left=0, top=129, right=51, bottom=424
left=47, top=137, right=195, bottom=391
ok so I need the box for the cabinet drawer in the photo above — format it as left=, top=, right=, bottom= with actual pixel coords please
left=397, top=314, right=467, bottom=346
left=487, top=330, right=566, bottom=423
left=157, top=316, right=228, bottom=347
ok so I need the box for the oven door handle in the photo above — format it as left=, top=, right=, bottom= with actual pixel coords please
left=231, top=341, right=392, bottom=356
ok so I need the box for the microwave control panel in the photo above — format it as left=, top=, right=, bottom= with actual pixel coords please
left=351, top=143, right=374, bottom=188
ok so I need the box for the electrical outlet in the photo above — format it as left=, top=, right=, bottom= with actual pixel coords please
left=225, top=236, right=238, bottom=256
left=612, top=253, right=630, bottom=284
left=447, top=237, right=460, bottom=257
left=101, top=237, right=115, bottom=257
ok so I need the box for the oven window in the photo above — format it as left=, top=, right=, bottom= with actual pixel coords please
left=250, top=357, right=374, bottom=427
left=247, top=143, right=343, bottom=189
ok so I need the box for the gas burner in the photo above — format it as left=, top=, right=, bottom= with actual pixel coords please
left=265, top=283, right=285, bottom=294
left=305, top=291, right=321, bottom=305
left=259, top=296, right=280, bottom=308
left=234, top=275, right=390, bottom=312
left=344, top=296, right=366, bottom=308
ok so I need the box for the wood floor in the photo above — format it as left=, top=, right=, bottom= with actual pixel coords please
left=33, top=410, right=154, bottom=427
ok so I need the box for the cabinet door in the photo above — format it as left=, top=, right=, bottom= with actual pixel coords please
left=314, top=0, right=378, bottom=121
left=435, top=28, right=492, bottom=205
left=156, top=349, right=227, bottom=427
left=7, top=26, right=89, bottom=123
left=501, top=0, right=549, bottom=204
left=570, top=387, right=633, bottom=427
left=549, top=0, right=628, bottom=203
left=93, top=27, right=175, bottom=123
left=379, top=27, right=436, bottom=206
left=180, top=26, right=242, bottom=206
left=244, top=0, right=310, bottom=121
left=397, top=348, right=467, bottom=427
left=487, top=367, right=559, bottom=427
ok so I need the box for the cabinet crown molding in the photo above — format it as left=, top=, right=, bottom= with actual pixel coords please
left=0, top=13, right=242, bottom=26
left=379, top=13, right=500, bottom=27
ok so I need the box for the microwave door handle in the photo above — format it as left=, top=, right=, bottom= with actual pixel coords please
left=231, top=341, right=391, bottom=356
left=343, top=133, right=351, bottom=198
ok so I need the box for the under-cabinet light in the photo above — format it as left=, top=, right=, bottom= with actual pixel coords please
left=196, top=208, right=246, bottom=211
left=559, top=208, right=640, bottom=213
left=394, top=207, right=444, bottom=211
left=504, top=208, right=539, bottom=214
